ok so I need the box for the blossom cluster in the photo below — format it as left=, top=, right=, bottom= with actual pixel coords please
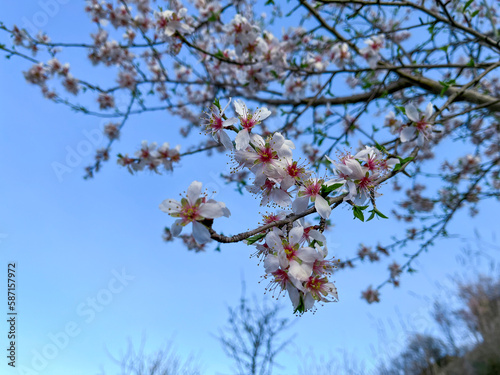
left=160, top=98, right=403, bottom=312
left=117, top=141, right=181, bottom=174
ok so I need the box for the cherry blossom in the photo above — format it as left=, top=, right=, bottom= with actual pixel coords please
left=234, top=100, right=272, bottom=150
left=159, top=181, right=230, bottom=244
left=292, top=177, right=337, bottom=219
left=202, top=99, right=238, bottom=150
left=401, top=103, right=435, bottom=146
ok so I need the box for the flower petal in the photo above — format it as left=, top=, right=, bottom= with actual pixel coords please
left=222, top=117, right=238, bottom=127
left=405, top=104, right=419, bottom=122
left=198, top=202, right=224, bottom=218
left=235, top=129, right=250, bottom=150
left=250, top=133, right=265, bottom=148
left=219, top=130, right=234, bottom=150
left=159, top=199, right=181, bottom=214
left=187, top=181, right=202, bottom=205
left=264, top=254, right=279, bottom=274
left=192, top=221, right=211, bottom=244
left=289, top=261, right=312, bottom=281
left=292, top=196, right=309, bottom=214
left=297, top=247, right=320, bottom=263
left=425, top=102, right=434, bottom=120
left=254, top=106, right=271, bottom=122
left=287, top=284, right=301, bottom=308
left=234, top=99, right=247, bottom=118
left=315, top=195, right=331, bottom=219
left=288, top=226, right=304, bottom=246
left=171, top=219, right=183, bottom=237
left=400, top=126, right=416, bottom=142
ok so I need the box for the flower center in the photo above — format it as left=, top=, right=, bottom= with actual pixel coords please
left=257, top=146, right=276, bottom=164
left=305, top=182, right=321, bottom=197
left=180, top=203, right=201, bottom=224
left=241, top=116, right=257, bottom=130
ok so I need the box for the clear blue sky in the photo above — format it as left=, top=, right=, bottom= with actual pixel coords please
left=0, top=2, right=499, bottom=375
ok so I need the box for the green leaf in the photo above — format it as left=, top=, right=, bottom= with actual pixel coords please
left=352, top=205, right=368, bottom=222
left=463, top=0, right=474, bottom=12
left=374, top=208, right=388, bottom=219
left=321, top=183, right=344, bottom=195
left=374, top=142, right=387, bottom=153
left=265, top=0, right=275, bottom=4
left=246, top=232, right=266, bottom=245
left=213, top=50, right=225, bottom=59
left=293, top=295, right=305, bottom=314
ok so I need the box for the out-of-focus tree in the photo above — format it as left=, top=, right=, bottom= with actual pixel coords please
left=99, top=338, right=202, bottom=375
left=216, top=292, right=293, bottom=375
left=378, top=275, right=500, bottom=375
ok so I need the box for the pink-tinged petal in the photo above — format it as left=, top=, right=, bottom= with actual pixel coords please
left=288, top=226, right=304, bottom=246
left=254, top=106, right=271, bottom=121
left=308, top=229, right=326, bottom=244
left=315, top=195, right=331, bottom=219
left=405, top=104, right=419, bottom=122
left=198, top=202, right=224, bottom=218
left=336, top=163, right=353, bottom=175
left=235, top=129, right=250, bottom=150
left=265, top=231, right=283, bottom=253
left=250, top=133, right=266, bottom=148
left=425, top=102, right=434, bottom=120
left=292, top=196, right=309, bottom=214
left=289, top=261, right=312, bottom=281
left=171, top=219, right=183, bottom=237
left=234, top=99, right=247, bottom=118
left=278, top=250, right=289, bottom=269
left=270, top=189, right=292, bottom=207
left=297, top=247, right=321, bottom=263
left=400, top=126, right=416, bottom=142
left=222, top=117, right=238, bottom=127
left=345, top=158, right=366, bottom=179
left=219, top=130, right=234, bottom=150
left=192, top=221, right=211, bottom=244
left=264, top=254, right=279, bottom=273
left=353, top=147, right=371, bottom=160
left=187, top=181, right=202, bottom=205
left=344, top=180, right=357, bottom=202
left=159, top=199, right=181, bottom=214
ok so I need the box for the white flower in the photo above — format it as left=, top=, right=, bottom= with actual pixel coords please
left=203, top=99, right=238, bottom=150
left=292, top=177, right=336, bottom=219
left=401, top=102, right=434, bottom=146
left=159, top=181, right=230, bottom=244
left=234, top=99, right=272, bottom=150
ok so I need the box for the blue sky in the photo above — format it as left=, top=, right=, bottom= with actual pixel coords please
left=1, top=2, right=499, bottom=375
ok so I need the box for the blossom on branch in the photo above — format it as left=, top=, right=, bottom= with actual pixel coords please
left=159, top=181, right=230, bottom=244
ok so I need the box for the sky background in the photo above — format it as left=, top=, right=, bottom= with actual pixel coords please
left=0, top=2, right=499, bottom=375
